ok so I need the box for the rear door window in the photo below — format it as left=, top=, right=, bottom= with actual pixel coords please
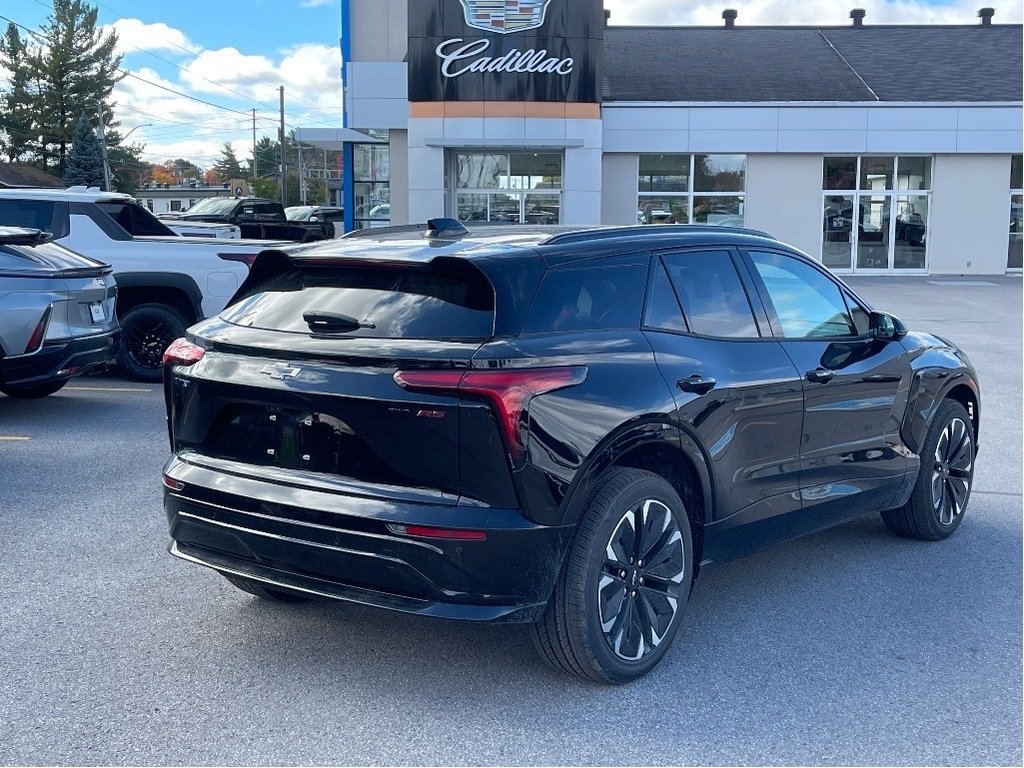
left=659, top=250, right=760, bottom=338
left=222, top=260, right=496, bottom=341
left=521, top=259, right=648, bottom=335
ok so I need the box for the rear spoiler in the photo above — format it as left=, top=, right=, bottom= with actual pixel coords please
left=0, top=227, right=53, bottom=246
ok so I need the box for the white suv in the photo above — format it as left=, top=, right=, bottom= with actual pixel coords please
left=0, top=187, right=278, bottom=380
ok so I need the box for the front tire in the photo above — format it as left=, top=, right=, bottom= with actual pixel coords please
left=882, top=399, right=975, bottom=541
left=0, top=379, right=68, bottom=399
left=117, top=303, right=188, bottom=382
left=532, top=468, right=694, bottom=684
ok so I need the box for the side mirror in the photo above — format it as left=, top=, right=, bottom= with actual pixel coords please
left=869, top=311, right=908, bottom=342
left=308, top=216, right=319, bottom=222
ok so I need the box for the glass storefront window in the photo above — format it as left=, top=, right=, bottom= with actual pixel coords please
left=1010, top=155, right=1022, bottom=270
left=353, top=143, right=390, bottom=230
left=896, top=157, right=932, bottom=191
left=856, top=196, right=891, bottom=270
left=894, top=195, right=929, bottom=270
left=453, top=152, right=563, bottom=225
left=639, top=155, right=690, bottom=193
left=694, top=155, right=746, bottom=192
left=860, top=157, right=894, bottom=191
left=639, top=155, right=746, bottom=226
left=822, top=195, right=855, bottom=269
left=693, top=196, right=744, bottom=225
left=456, top=154, right=509, bottom=189
left=823, top=156, right=932, bottom=271
left=824, top=157, right=858, bottom=190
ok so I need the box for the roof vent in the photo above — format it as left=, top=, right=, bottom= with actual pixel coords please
left=978, top=7, right=995, bottom=24
left=604, top=9, right=611, bottom=26
left=850, top=8, right=867, bottom=26
left=722, top=9, right=738, bottom=27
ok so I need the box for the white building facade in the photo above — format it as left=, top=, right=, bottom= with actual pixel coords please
left=338, top=0, right=1023, bottom=274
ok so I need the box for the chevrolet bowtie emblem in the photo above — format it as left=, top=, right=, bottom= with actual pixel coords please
left=261, top=362, right=302, bottom=380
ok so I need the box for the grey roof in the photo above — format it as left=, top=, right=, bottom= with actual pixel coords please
left=0, top=163, right=63, bottom=189
left=603, top=24, right=1023, bottom=103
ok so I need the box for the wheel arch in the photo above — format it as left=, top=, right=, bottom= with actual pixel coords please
left=114, top=272, right=203, bottom=324
left=901, top=369, right=981, bottom=455
left=557, top=419, right=714, bottom=575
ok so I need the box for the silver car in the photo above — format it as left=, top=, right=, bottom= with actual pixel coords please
left=0, top=227, right=119, bottom=398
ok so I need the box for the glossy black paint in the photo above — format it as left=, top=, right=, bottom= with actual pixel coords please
left=163, top=225, right=980, bottom=621
left=408, top=0, right=604, bottom=103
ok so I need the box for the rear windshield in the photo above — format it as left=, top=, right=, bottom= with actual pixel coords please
left=221, top=261, right=496, bottom=341
left=185, top=198, right=238, bottom=216
left=97, top=200, right=175, bottom=236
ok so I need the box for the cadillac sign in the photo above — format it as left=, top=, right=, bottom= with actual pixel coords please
left=408, top=0, right=603, bottom=103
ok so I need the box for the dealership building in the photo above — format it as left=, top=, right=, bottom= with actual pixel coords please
left=301, top=0, right=1023, bottom=275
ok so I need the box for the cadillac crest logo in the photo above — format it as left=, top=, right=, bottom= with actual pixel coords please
left=458, top=0, right=554, bottom=35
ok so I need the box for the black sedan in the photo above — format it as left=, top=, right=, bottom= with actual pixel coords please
left=161, top=222, right=979, bottom=683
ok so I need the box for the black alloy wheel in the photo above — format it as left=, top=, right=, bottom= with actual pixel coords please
left=532, top=468, right=694, bottom=684
left=882, top=399, right=975, bottom=540
left=117, top=303, right=187, bottom=382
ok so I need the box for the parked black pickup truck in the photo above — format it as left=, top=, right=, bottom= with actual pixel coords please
left=181, top=198, right=327, bottom=242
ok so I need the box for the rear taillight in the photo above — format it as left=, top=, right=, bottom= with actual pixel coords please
left=162, top=473, right=185, bottom=491
left=387, top=524, right=487, bottom=541
left=24, top=305, right=53, bottom=354
left=218, top=252, right=259, bottom=267
left=162, top=338, right=205, bottom=367
left=394, top=366, right=587, bottom=462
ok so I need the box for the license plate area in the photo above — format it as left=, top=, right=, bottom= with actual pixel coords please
left=88, top=302, right=105, bottom=323
left=203, top=405, right=405, bottom=484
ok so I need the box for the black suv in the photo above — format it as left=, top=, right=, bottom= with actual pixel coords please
left=162, top=222, right=980, bottom=683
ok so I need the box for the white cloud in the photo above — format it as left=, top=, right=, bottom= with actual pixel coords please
left=107, top=19, right=201, bottom=56
left=300, top=0, right=338, bottom=7
left=603, top=0, right=1023, bottom=25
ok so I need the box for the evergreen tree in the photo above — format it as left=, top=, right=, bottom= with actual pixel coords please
left=214, top=142, right=243, bottom=180
left=0, top=23, right=36, bottom=162
left=63, top=114, right=104, bottom=188
left=32, top=0, right=122, bottom=175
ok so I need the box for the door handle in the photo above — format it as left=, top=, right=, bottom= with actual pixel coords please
left=805, top=367, right=836, bottom=384
left=678, top=374, right=717, bottom=395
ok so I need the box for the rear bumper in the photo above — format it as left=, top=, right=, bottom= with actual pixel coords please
left=163, top=453, right=574, bottom=623
left=0, top=330, right=120, bottom=387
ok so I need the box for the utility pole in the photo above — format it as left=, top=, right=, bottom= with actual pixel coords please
left=323, top=148, right=328, bottom=205
left=97, top=101, right=112, bottom=191
left=279, top=86, right=286, bottom=208
left=252, top=108, right=257, bottom=187
left=298, top=143, right=305, bottom=205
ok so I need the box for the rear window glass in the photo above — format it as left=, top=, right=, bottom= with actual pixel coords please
left=0, top=200, right=70, bottom=239
left=221, top=261, right=495, bottom=341
left=97, top=201, right=175, bottom=237
left=521, top=261, right=648, bottom=335
left=661, top=250, right=759, bottom=338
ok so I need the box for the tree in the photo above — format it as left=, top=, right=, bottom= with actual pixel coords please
left=106, top=136, right=147, bottom=194
left=204, top=168, right=223, bottom=186
left=63, top=114, right=104, bottom=188
left=32, top=0, right=122, bottom=175
left=214, top=142, right=243, bottom=180
left=151, top=165, right=176, bottom=186
left=0, top=23, right=35, bottom=162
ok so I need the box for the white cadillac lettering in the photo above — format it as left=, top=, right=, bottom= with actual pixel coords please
left=435, top=38, right=575, bottom=78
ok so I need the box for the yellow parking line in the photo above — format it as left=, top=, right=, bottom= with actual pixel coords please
left=0, top=436, right=31, bottom=441
left=65, top=386, right=153, bottom=393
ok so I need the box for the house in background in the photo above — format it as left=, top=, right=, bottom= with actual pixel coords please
left=0, top=163, right=64, bottom=189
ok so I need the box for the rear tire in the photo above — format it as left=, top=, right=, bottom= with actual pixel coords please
left=0, top=379, right=68, bottom=399
left=531, top=468, right=694, bottom=684
left=222, top=573, right=309, bottom=603
left=881, top=399, right=975, bottom=541
left=117, top=303, right=188, bottom=382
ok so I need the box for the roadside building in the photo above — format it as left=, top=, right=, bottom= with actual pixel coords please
left=137, top=182, right=238, bottom=215
left=316, top=0, right=1023, bottom=275
left=0, top=162, right=63, bottom=189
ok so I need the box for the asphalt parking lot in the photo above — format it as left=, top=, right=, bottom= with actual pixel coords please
left=0, top=276, right=1020, bottom=766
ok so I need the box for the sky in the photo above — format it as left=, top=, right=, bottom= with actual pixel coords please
left=3, top=0, right=1022, bottom=169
